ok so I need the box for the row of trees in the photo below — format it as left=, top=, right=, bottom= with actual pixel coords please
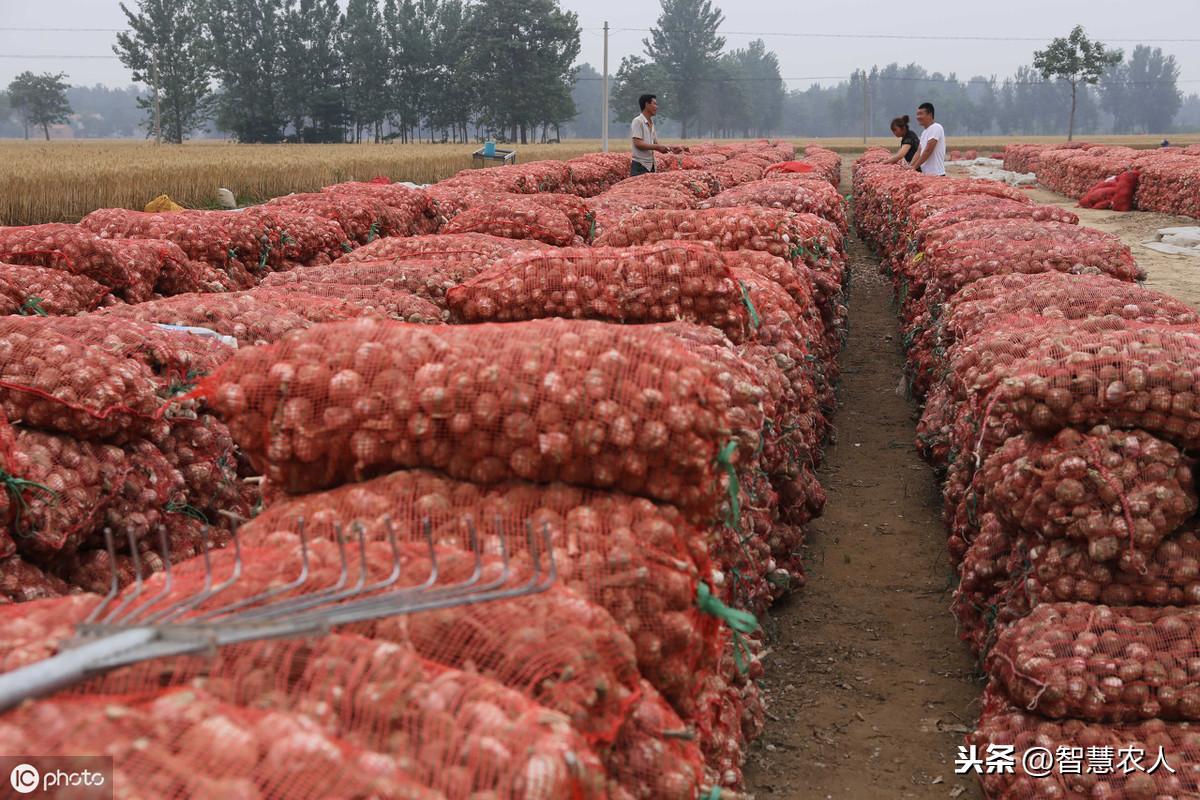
left=111, top=0, right=580, bottom=143
left=574, top=16, right=1190, bottom=140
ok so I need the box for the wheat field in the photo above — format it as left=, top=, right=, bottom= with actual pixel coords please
left=2, top=134, right=1197, bottom=226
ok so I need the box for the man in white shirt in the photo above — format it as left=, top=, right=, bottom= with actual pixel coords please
left=630, top=94, right=686, bottom=176
left=911, top=102, right=946, bottom=176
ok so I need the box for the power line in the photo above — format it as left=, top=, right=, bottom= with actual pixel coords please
left=616, top=27, right=1200, bottom=44
left=3, top=25, right=1199, bottom=43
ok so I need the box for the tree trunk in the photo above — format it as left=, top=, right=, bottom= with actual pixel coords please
left=1068, top=82, right=1078, bottom=142
left=681, top=116, right=689, bottom=139
left=42, top=122, right=51, bottom=141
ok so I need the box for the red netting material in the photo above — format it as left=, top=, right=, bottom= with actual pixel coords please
left=588, top=186, right=698, bottom=237
left=236, top=469, right=720, bottom=716
left=425, top=189, right=593, bottom=240
left=616, top=171, right=724, bottom=200
left=1135, top=155, right=1200, bottom=218
left=990, top=603, right=1200, bottom=722
left=335, top=231, right=551, bottom=267
left=700, top=177, right=848, bottom=233
left=197, top=317, right=753, bottom=522
left=98, top=292, right=319, bottom=347
left=264, top=192, right=418, bottom=245
left=320, top=180, right=441, bottom=235
left=440, top=199, right=581, bottom=246
left=0, top=317, right=161, bottom=440
left=0, top=262, right=108, bottom=316
left=970, top=683, right=1200, bottom=799
left=445, top=242, right=752, bottom=341
left=256, top=280, right=445, bottom=323
left=263, top=258, right=496, bottom=311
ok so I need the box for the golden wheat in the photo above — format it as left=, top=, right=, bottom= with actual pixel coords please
left=2, top=134, right=1196, bottom=226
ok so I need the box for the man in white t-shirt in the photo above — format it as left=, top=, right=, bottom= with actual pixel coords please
left=630, top=94, right=686, bottom=176
left=911, top=102, right=946, bottom=176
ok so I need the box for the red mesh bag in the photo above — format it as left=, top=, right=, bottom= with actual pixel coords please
left=336, top=231, right=550, bottom=268
left=0, top=555, right=71, bottom=602
left=198, top=318, right=753, bottom=522
left=154, top=254, right=239, bottom=294
left=589, top=186, right=698, bottom=236
left=257, top=280, right=444, bottom=323
left=969, top=683, right=1200, bottom=799
left=617, top=170, right=724, bottom=200
left=701, top=176, right=848, bottom=233
left=0, top=317, right=161, bottom=440
left=0, top=594, right=97, bottom=668
left=0, top=262, right=107, bottom=316
left=0, top=423, right=184, bottom=560
left=445, top=160, right=573, bottom=194
left=983, top=327, right=1200, bottom=451
left=236, top=205, right=352, bottom=267
left=243, top=286, right=400, bottom=324
left=990, top=603, right=1200, bottom=722
left=426, top=188, right=593, bottom=240
left=565, top=152, right=632, bottom=196
left=16, top=315, right=235, bottom=397
left=975, top=426, right=1197, bottom=559
left=907, top=202, right=1080, bottom=261
left=98, top=292, right=319, bottom=347
left=0, top=686, right=459, bottom=799
left=264, top=192, right=416, bottom=245
left=320, top=180, right=441, bottom=235
left=592, top=207, right=845, bottom=274
left=158, top=412, right=249, bottom=528
left=263, top=258, right=487, bottom=311
left=236, top=468, right=722, bottom=714
left=719, top=249, right=841, bottom=353
left=80, top=208, right=271, bottom=279
left=440, top=199, right=579, bottom=246
left=445, top=242, right=752, bottom=341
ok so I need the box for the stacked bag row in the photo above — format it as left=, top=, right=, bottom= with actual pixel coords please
left=0, top=142, right=849, bottom=799
left=1001, top=142, right=1200, bottom=218
left=854, top=147, right=1200, bottom=798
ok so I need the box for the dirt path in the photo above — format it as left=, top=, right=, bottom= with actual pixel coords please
left=743, top=223, right=983, bottom=799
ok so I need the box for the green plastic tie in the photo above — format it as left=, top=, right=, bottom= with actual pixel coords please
left=257, top=241, right=271, bottom=271
left=341, top=241, right=354, bottom=253
left=18, top=296, right=47, bottom=317
left=716, top=440, right=741, bottom=528
left=227, top=246, right=239, bottom=262
left=587, top=212, right=597, bottom=242
left=702, top=788, right=722, bottom=800
left=738, top=281, right=761, bottom=330
left=166, top=500, right=210, bottom=525
left=367, top=221, right=381, bottom=243
left=697, top=582, right=758, bottom=673
left=0, top=470, right=60, bottom=536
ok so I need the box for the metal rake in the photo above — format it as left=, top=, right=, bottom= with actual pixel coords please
left=0, top=515, right=555, bottom=711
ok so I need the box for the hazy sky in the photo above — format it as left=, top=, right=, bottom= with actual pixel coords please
left=1, top=0, right=1197, bottom=92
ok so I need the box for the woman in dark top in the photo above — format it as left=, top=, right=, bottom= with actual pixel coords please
left=885, top=115, right=921, bottom=165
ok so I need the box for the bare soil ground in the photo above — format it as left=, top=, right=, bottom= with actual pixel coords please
left=742, top=173, right=984, bottom=799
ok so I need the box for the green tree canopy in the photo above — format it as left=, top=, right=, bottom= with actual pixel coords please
left=1033, top=25, right=1122, bottom=140
left=643, top=0, right=725, bottom=138
left=6, top=71, right=72, bottom=140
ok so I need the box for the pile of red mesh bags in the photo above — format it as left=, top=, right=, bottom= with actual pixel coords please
left=446, top=242, right=752, bottom=339
left=969, top=682, right=1200, bottom=799
left=853, top=147, right=1200, bottom=799
left=197, top=317, right=756, bottom=522
left=440, top=161, right=574, bottom=196
left=319, top=180, right=441, bottom=235
left=440, top=198, right=580, bottom=246
left=1134, top=155, right=1200, bottom=218
left=254, top=280, right=444, bottom=323
left=264, top=192, right=416, bottom=245
left=564, top=152, right=632, bottom=196
left=592, top=207, right=846, bottom=283
left=1080, top=171, right=1141, bottom=211
left=0, top=262, right=107, bottom=315
left=617, top=170, right=725, bottom=200
left=96, top=291, right=322, bottom=347
left=425, top=188, right=593, bottom=239
left=701, top=176, right=848, bottom=233
left=588, top=184, right=698, bottom=236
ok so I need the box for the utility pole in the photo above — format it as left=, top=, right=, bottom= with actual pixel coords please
left=602, top=21, right=609, bottom=152
left=151, top=55, right=162, bottom=145
left=862, top=69, right=869, bottom=145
